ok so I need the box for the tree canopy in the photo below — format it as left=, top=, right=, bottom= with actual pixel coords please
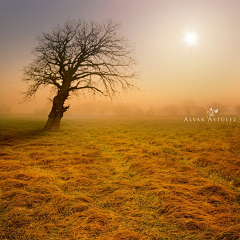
left=23, top=19, right=138, bottom=130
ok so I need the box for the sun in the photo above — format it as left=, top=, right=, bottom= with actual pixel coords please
left=184, top=32, right=198, bottom=46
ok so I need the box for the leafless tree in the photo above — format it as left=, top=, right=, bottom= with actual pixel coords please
left=182, top=98, right=196, bottom=116
left=235, top=104, right=240, bottom=115
left=23, top=19, right=138, bottom=130
left=160, top=104, right=179, bottom=116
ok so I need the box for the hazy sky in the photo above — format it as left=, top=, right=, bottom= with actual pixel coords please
left=0, top=0, right=240, bottom=113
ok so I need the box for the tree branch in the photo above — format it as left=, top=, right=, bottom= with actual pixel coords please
left=22, top=19, right=139, bottom=102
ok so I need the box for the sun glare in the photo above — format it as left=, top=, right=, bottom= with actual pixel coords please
left=185, top=32, right=198, bottom=46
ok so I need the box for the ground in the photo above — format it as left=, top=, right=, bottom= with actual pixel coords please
left=0, top=117, right=240, bottom=239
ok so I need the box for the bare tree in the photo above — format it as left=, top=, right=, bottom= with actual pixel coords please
left=235, top=104, right=240, bottom=115
left=23, top=19, right=138, bottom=130
left=182, top=98, right=196, bottom=116
left=160, top=104, right=179, bottom=116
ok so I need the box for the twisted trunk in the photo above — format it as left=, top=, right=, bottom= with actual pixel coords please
left=44, top=88, right=69, bottom=130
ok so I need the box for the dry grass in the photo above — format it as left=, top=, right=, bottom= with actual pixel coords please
left=0, top=117, right=240, bottom=239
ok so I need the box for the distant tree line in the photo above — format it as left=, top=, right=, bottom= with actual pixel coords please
left=53, top=99, right=240, bottom=118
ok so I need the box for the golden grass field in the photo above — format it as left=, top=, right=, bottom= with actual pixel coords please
left=0, top=117, right=240, bottom=239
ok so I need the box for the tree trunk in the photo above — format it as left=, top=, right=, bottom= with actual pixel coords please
left=44, top=89, right=69, bottom=130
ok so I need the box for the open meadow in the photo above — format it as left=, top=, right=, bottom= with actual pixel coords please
left=0, top=117, right=240, bottom=239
